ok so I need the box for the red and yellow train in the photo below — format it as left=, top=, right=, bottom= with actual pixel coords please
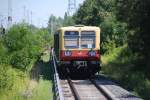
left=54, top=25, right=101, bottom=76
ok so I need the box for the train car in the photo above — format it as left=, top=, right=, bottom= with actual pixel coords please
left=54, top=25, right=101, bottom=76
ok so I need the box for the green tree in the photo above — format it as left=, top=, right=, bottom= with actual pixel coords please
left=47, top=15, right=63, bottom=34
left=3, top=23, right=52, bottom=71
left=63, top=12, right=75, bottom=26
left=47, top=14, right=75, bottom=34
left=116, top=0, right=150, bottom=77
left=73, top=0, right=127, bottom=53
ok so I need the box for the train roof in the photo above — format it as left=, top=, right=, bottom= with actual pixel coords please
left=58, top=25, right=100, bottom=31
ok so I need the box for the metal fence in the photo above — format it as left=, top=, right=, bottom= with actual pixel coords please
left=52, top=49, right=64, bottom=100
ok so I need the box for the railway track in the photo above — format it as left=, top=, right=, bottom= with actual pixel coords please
left=69, top=79, right=108, bottom=100
left=60, top=79, right=109, bottom=100
left=59, top=78, right=143, bottom=100
left=52, top=49, right=142, bottom=100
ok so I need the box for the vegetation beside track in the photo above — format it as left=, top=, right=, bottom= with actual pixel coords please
left=0, top=23, right=53, bottom=100
left=31, top=79, right=52, bottom=100
left=31, top=51, right=53, bottom=100
left=102, top=45, right=150, bottom=100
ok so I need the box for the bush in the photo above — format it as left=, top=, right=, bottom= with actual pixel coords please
left=0, top=23, right=52, bottom=99
left=10, top=49, right=31, bottom=71
left=2, top=23, right=52, bottom=72
left=102, top=45, right=150, bottom=99
left=0, top=64, right=15, bottom=92
left=136, top=79, right=150, bottom=100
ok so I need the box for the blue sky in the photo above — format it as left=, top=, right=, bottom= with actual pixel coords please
left=0, top=0, right=85, bottom=28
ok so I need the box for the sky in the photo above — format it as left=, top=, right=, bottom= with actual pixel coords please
left=0, top=0, right=85, bottom=28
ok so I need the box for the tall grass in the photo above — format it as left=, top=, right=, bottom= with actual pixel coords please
left=0, top=69, right=29, bottom=100
left=31, top=78, right=53, bottom=100
left=0, top=50, right=53, bottom=100
left=31, top=50, right=53, bottom=100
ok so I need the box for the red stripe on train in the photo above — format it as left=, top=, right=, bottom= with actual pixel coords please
left=60, top=50, right=100, bottom=61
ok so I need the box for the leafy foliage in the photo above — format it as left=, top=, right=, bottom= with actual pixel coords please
left=102, top=46, right=150, bottom=100
left=1, top=24, right=51, bottom=71
left=0, top=23, right=52, bottom=94
left=0, top=38, right=10, bottom=64
left=116, top=0, right=150, bottom=77
left=0, top=64, right=15, bottom=92
left=73, top=0, right=128, bottom=53
left=47, top=15, right=63, bottom=34
left=63, top=12, right=75, bottom=26
left=47, top=13, right=75, bottom=34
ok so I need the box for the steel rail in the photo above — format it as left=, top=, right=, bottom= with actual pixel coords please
left=67, top=79, right=81, bottom=100
left=90, top=79, right=119, bottom=100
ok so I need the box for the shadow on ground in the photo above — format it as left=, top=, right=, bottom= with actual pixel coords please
left=30, top=60, right=54, bottom=81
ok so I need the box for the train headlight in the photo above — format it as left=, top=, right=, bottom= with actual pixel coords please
left=88, top=51, right=96, bottom=56
left=64, top=50, right=72, bottom=56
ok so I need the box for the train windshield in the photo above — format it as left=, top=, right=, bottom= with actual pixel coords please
left=81, top=31, right=96, bottom=49
left=64, top=31, right=79, bottom=49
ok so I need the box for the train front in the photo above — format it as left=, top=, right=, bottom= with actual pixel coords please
left=60, top=26, right=101, bottom=76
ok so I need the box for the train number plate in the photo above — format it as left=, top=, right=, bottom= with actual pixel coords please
left=74, top=61, right=87, bottom=67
